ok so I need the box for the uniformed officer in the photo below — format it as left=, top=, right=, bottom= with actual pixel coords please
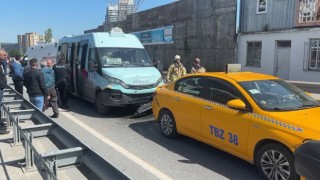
left=52, top=54, right=71, bottom=109
left=166, top=55, right=186, bottom=83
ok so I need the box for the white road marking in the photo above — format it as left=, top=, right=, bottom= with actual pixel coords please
left=61, top=111, right=172, bottom=180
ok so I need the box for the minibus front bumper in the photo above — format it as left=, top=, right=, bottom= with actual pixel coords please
left=101, top=89, right=153, bottom=106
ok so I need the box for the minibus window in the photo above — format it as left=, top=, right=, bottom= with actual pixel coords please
left=97, top=48, right=153, bottom=67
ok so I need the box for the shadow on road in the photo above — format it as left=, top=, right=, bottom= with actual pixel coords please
left=66, top=97, right=140, bottom=118
left=129, top=121, right=262, bottom=180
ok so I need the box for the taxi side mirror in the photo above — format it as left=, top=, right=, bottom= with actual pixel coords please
left=227, top=99, right=246, bottom=110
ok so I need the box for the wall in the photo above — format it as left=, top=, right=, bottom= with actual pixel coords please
left=238, top=29, right=320, bottom=82
left=239, top=0, right=296, bottom=33
left=89, top=0, right=237, bottom=71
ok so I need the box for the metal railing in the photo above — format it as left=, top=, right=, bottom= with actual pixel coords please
left=2, top=87, right=130, bottom=180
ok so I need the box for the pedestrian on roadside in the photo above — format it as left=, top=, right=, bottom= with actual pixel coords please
left=190, top=58, right=206, bottom=74
left=53, top=54, right=71, bottom=109
left=23, top=58, right=48, bottom=110
left=0, top=48, right=9, bottom=134
left=2, top=56, right=8, bottom=76
left=40, top=60, right=59, bottom=118
left=11, top=55, right=24, bottom=95
left=166, top=55, right=186, bottom=83
left=46, top=59, right=55, bottom=68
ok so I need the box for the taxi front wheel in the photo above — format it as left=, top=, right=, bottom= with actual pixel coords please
left=158, top=110, right=177, bottom=138
left=255, top=143, right=299, bottom=180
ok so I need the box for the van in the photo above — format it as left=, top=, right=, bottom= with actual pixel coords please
left=57, top=27, right=163, bottom=114
left=25, top=42, right=58, bottom=64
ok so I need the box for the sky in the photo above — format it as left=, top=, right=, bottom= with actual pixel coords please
left=0, top=0, right=176, bottom=43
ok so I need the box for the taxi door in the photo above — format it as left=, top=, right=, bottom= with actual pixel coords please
left=171, top=77, right=206, bottom=138
left=201, top=77, right=251, bottom=155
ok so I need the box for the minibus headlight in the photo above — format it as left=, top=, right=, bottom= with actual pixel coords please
left=103, top=75, right=129, bottom=89
left=153, top=77, right=163, bottom=87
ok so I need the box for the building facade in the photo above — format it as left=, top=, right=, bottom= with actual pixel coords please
left=105, top=5, right=119, bottom=23
left=118, top=0, right=134, bottom=21
left=87, top=0, right=237, bottom=72
left=238, top=0, right=320, bottom=82
left=17, top=32, right=44, bottom=54
left=0, top=42, right=19, bottom=53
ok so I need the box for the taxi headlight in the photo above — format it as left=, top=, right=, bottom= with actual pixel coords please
left=103, top=75, right=129, bottom=89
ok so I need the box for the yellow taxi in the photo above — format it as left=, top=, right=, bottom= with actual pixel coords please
left=152, top=65, right=320, bottom=180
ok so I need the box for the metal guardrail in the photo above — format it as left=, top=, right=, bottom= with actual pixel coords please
left=1, top=87, right=130, bottom=180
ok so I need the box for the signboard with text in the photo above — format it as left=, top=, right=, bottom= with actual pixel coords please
left=132, top=26, right=174, bottom=45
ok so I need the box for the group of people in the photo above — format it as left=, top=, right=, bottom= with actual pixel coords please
left=166, top=55, right=206, bottom=83
left=0, top=48, right=71, bottom=134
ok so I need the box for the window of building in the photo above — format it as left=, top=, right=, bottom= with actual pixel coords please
left=246, top=41, right=262, bottom=67
left=256, top=0, right=267, bottom=14
left=305, top=39, right=320, bottom=71
left=298, top=0, right=319, bottom=23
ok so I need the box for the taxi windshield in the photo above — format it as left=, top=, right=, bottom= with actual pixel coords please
left=239, top=80, right=320, bottom=111
left=97, top=48, right=153, bottom=67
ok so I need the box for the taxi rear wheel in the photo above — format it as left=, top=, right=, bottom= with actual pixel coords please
left=255, top=143, right=299, bottom=180
left=158, top=110, right=177, bottom=138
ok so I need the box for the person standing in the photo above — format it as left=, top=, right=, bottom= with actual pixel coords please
left=2, top=56, right=8, bottom=76
left=53, top=55, right=71, bottom=109
left=11, top=55, right=24, bottom=95
left=23, top=58, right=48, bottom=110
left=40, top=60, right=59, bottom=118
left=190, top=58, right=206, bottom=74
left=0, top=48, right=9, bottom=134
left=166, top=55, right=186, bottom=83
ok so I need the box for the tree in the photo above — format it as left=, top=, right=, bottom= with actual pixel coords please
left=8, top=49, right=22, bottom=58
left=44, top=28, right=53, bottom=43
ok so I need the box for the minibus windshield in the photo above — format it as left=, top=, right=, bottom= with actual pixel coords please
left=97, top=48, right=153, bottom=67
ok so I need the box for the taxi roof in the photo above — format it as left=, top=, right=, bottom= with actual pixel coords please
left=197, top=72, right=280, bottom=82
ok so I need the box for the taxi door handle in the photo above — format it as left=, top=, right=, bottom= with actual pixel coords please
left=174, top=97, right=181, bottom=101
left=204, top=105, right=214, bottom=110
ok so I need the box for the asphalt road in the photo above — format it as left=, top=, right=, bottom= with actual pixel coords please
left=45, top=96, right=263, bottom=180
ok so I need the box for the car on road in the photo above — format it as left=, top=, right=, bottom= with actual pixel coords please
left=152, top=65, right=320, bottom=180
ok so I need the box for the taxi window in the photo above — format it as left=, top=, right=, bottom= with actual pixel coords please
left=175, top=77, right=205, bottom=97
left=205, top=78, right=243, bottom=104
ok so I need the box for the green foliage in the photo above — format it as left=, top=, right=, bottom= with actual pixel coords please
left=8, top=49, right=22, bottom=58
left=44, top=28, right=53, bottom=43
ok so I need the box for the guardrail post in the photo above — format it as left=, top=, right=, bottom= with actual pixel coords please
left=24, top=131, right=34, bottom=170
left=12, top=116, right=21, bottom=146
left=46, top=159, right=58, bottom=180
left=30, top=132, right=35, bottom=168
left=24, top=131, right=30, bottom=169
left=6, top=106, right=10, bottom=127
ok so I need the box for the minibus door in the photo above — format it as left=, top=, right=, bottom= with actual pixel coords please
left=72, top=42, right=80, bottom=97
left=78, top=42, right=89, bottom=96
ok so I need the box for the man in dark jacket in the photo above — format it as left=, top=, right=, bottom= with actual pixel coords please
left=0, top=48, right=9, bottom=134
left=53, top=54, right=71, bottom=109
left=23, top=58, right=48, bottom=110
left=11, top=55, right=24, bottom=95
left=40, top=60, right=59, bottom=118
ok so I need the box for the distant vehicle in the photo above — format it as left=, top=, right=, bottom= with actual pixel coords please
left=152, top=64, right=320, bottom=180
left=57, top=27, right=163, bottom=114
left=25, top=42, right=58, bottom=64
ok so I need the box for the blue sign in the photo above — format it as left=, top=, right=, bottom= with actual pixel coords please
left=132, top=26, right=173, bottom=45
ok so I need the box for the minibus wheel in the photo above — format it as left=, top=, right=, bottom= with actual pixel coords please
left=95, top=92, right=110, bottom=115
